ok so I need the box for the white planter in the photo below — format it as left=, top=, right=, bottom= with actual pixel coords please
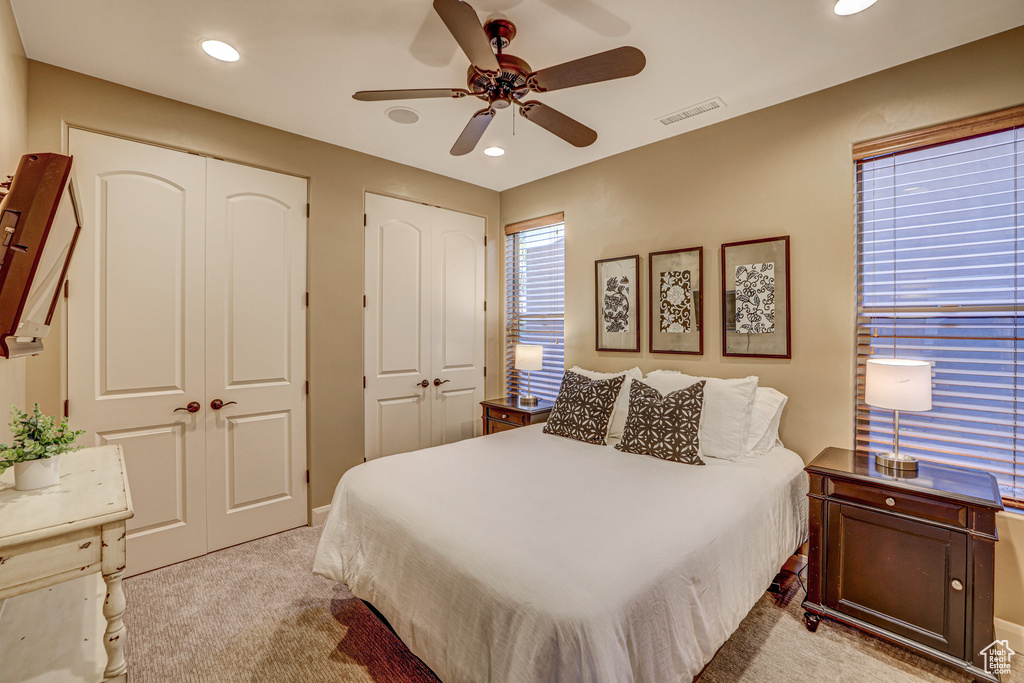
left=13, top=455, right=61, bottom=491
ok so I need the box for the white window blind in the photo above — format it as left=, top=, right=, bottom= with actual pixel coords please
left=505, top=216, right=565, bottom=401
left=856, top=119, right=1024, bottom=509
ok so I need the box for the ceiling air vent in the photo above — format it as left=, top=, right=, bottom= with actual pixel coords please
left=657, top=98, right=726, bottom=126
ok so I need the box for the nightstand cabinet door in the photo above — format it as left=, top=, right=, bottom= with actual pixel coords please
left=825, top=502, right=967, bottom=658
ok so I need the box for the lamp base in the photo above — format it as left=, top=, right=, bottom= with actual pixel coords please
left=875, top=451, right=918, bottom=472
left=518, top=395, right=539, bottom=406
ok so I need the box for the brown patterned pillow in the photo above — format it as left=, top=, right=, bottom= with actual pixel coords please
left=615, top=380, right=705, bottom=465
left=543, top=370, right=625, bottom=445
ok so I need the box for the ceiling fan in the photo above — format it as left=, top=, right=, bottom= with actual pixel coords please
left=354, top=0, right=646, bottom=156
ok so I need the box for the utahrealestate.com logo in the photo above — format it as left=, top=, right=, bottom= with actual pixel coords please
left=980, top=640, right=1015, bottom=675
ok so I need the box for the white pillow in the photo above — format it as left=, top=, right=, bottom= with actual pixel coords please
left=568, top=366, right=642, bottom=441
left=745, top=387, right=788, bottom=458
left=644, top=370, right=758, bottom=461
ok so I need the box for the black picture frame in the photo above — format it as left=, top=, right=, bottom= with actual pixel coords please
left=720, top=236, right=791, bottom=358
left=595, top=254, right=640, bottom=352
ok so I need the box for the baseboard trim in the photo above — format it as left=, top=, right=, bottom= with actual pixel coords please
left=311, top=504, right=331, bottom=526
left=994, top=617, right=1024, bottom=653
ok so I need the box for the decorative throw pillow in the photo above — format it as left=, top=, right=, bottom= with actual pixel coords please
left=615, top=380, right=705, bottom=465
left=543, top=371, right=625, bottom=445
left=568, top=365, right=643, bottom=440
left=643, top=371, right=758, bottom=461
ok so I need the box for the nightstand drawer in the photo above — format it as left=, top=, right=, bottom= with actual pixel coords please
left=826, top=477, right=967, bottom=528
left=484, top=406, right=529, bottom=426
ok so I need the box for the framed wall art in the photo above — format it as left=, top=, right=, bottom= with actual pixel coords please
left=595, top=254, right=640, bottom=352
left=721, top=236, right=790, bottom=358
left=648, top=247, right=702, bottom=355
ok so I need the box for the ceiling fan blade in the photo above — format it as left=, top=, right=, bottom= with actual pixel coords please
left=528, top=46, right=646, bottom=92
left=353, top=88, right=468, bottom=102
left=432, top=0, right=500, bottom=74
left=518, top=101, right=597, bottom=147
left=451, top=107, right=495, bottom=156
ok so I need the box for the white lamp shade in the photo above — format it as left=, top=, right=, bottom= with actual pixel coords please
left=514, top=344, right=544, bottom=372
left=865, top=359, right=932, bottom=411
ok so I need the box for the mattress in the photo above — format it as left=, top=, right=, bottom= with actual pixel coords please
left=313, top=424, right=808, bottom=683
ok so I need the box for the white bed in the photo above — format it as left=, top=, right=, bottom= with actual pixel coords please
left=313, top=424, right=808, bottom=683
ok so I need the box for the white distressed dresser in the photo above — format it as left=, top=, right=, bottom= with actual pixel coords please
left=0, top=444, right=134, bottom=682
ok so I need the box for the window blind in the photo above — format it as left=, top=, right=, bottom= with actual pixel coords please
left=855, top=118, right=1024, bottom=509
left=505, top=216, right=565, bottom=401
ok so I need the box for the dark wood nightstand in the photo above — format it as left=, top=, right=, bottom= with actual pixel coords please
left=802, top=447, right=1004, bottom=683
left=481, top=396, right=553, bottom=435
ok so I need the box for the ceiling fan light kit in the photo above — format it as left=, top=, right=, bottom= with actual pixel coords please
left=353, top=0, right=646, bottom=156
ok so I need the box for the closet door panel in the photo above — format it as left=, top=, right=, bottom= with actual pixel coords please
left=429, top=207, right=485, bottom=447
left=67, top=128, right=208, bottom=577
left=205, top=159, right=308, bottom=552
left=364, top=194, right=433, bottom=460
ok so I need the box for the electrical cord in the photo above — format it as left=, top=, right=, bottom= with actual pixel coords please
left=796, top=560, right=808, bottom=595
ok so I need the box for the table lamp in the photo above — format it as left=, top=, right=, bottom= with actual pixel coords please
left=514, top=344, right=543, bottom=406
left=865, top=358, right=932, bottom=472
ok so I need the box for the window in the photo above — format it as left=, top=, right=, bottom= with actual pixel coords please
left=855, top=106, right=1024, bottom=509
left=505, top=213, right=565, bottom=402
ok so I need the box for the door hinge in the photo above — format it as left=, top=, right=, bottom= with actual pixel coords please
left=363, top=213, right=367, bottom=227
left=363, top=376, right=366, bottom=389
left=63, top=280, right=69, bottom=299
left=363, top=295, right=366, bottom=308
left=484, top=235, right=487, bottom=247
left=305, top=292, right=309, bottom=307
left=483, top=301, right=487, bottom=312
left=306, top=470, right=310, bottom=484
left=306, top=203, right=310, bottom=218
left=305, top=380, right=309, bottom=395
left=483, top=366, right=487, bottom=377
left=63, top=399, right=69, bottom=418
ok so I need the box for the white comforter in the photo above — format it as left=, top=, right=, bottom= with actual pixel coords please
left=313, top=424, right=808, bottom=683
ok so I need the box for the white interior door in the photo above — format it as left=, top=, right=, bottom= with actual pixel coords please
left=68, top=128, right=208, bottom=576
left=204, top=159, right=308, bottom=551
left=430, top=207, right=486, bottom=446
left=364, top=194, right=485, bottom=460
left=364, top=194, right=432, bottom=460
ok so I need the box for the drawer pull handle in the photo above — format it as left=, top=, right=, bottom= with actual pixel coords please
left=885, top=497, right=896, bottom=507
left=951, top=579, right=963, bottom=591
left=501, top=413, right=509, bottom=419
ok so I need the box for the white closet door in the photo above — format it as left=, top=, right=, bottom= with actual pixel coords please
left=364, top=193, right=433, bottom=460
left=67, top=128, right=209, bottom=576
left=429, top=206, right=485, bottom=446
left=204, top=159, right=308, bottom=551
left=364, top=193, right=485, bottom=460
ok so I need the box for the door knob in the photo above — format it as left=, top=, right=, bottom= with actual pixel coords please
left=416, top=379, right=430, bottom=388
left=433, top=378, right=451, bottom=387
left=174, top=402, right=201, bottom=414
left=211, top=399, right=237, bottom=411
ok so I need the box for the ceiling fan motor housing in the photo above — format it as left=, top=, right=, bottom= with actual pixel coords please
left=467, top=53, right=531, bottom=107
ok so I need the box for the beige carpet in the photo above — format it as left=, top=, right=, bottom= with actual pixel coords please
left=124, top=526, right=1022, bottom=683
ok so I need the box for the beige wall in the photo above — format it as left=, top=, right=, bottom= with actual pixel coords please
left=24, top=61, right=501, bottom=511
left=0, top=0, right=27, bottom=443
left=499, top=27, right=1024, bottom=632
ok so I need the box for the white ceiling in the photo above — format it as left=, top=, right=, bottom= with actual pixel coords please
left=11, top=0, right=1024, bottom=191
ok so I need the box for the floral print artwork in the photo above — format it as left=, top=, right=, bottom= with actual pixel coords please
left=603, top=276, right=631, bottom=333
left=660, top=270, right=692, bottom=333
left=734, top=262, right=775, bottom=333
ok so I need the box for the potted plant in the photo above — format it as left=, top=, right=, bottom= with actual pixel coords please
left=0, top=404, right=86, bottom=491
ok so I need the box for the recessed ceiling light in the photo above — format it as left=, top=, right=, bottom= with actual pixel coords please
left=834, top=0, right=878, bottom=15
left=201, top=39, right=240, bottom=62
left=483, top=147, right=505, bottom=157
left=386, top=107, right=420, bottom=124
